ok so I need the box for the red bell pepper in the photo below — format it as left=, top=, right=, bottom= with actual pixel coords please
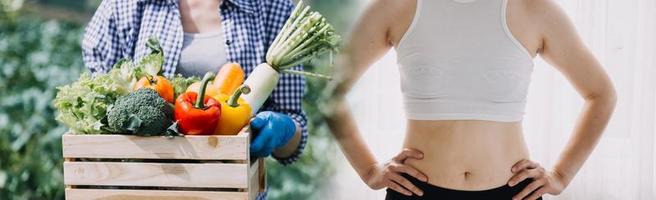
left=174, top=72, right=221, bottom=135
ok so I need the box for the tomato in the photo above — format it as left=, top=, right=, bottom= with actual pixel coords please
left=134, top=76, right=174, bottom=103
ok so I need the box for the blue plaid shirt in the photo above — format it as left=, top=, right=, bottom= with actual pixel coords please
left=82, top=0, right=308, bottom=197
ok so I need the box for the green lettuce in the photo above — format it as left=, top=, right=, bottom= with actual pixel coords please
left=171, top=74, right=200, bottom=99
left=52, top=70, right=130, bottom=134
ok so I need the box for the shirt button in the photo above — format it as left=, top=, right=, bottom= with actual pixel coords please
left=226, top=40, right=232, bottom=46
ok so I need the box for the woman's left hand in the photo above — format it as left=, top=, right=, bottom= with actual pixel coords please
left=508, top=159, right=568, bottom=200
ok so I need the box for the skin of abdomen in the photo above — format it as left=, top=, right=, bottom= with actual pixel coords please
left=403, top=120, right=530, bottom=190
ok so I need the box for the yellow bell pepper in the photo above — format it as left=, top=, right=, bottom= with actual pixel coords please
left=215, top=85, right=252, bottom=135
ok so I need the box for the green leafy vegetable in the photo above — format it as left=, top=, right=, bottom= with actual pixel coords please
left=171, top=74, right=200, bottom=99
left=52, top=70, right=130, bottom=134
left=265, top=0, right=340, bottom=79
left=138, top=36, right=164, bottom=77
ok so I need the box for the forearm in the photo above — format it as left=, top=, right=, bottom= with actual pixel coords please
left=273, top=121, right=302, bottom=158
left=553, top=93, right=616, bottom=185
left=324, top=48, right=385, bottom=181
left=326, top=99, right=378, bottom=180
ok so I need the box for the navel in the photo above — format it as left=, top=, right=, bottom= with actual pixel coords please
left=463, top=171, right=472, bottom=179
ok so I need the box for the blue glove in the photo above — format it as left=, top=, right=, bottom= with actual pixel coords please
left=250, top=111, right=297, bottom=157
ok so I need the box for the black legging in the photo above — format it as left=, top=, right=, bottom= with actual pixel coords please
left=386, top=174, right=543, bottom=200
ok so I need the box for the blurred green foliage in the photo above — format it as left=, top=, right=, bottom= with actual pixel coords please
left=0, top=0, right=361, bottom=199
left=0, top=1, right=84, bottom=199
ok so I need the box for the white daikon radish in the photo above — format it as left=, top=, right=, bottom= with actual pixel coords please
left=242, top=0, right=340, bottom=114
left=243, top=63, right=280, bottom=114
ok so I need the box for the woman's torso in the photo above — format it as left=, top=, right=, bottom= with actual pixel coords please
left=403, top=120, right=529, bottom=190
left=386, top=0, right=543, bottom=190
left=177, top=0, right=227, bottom=77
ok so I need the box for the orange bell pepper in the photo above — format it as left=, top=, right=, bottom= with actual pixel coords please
left=215, top=85, right=252, bottom=135
left=186, top=63, right=245, bottom=98
left=213, top=63, right=245, bottom=95
left=134, top=75, right=174, bottom=103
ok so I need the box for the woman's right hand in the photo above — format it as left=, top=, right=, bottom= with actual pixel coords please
left=362, top=148, right=428, bottom=196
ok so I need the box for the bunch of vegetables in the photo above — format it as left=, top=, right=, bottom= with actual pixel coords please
left=179, top=63, right=252, bottom=135
left=242, top=0, right=341, bottom=114
left=53, top=37, right=195, bottom=135
left=54, top=1, right=340, bottom=136
left=54, top=36, right=252, bottom=136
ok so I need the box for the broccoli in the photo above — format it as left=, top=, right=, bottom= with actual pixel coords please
left=107, top=89, right=173, bottom=136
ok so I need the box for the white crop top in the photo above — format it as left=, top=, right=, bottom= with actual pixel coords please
left=395, top=0, right=534, bottom=122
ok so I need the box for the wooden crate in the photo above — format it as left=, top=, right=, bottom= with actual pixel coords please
left=62, top=130, right=265, bottom=200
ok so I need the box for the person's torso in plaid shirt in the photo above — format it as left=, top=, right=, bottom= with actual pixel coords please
left=82, top=0, right=309, bottom=198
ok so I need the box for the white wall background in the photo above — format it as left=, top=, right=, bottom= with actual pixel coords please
left=327, top=0, right=656, bottom=199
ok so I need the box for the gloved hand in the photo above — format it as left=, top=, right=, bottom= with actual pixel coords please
left=249, top=111, right=297, bottom=157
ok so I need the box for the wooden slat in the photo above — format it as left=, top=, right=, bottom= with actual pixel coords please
left=64, top=162, right=248, bottom=188
left=65, top=188, right=248, bottom=200
left=62, top=131, right=248, bottom=160
left=248, top=159, right=260, bottom=200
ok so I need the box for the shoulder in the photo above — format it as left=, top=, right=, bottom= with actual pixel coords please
left=522, top=0, right=562, bottom=12
left=364, top=0, right=416, bottom=45
left=510, top=0, right=573, bottom=37
left=97, top=0, right=171, bottom=15
left=90, top=0, right=173, bottom=30
left=518, top=0, right=570, bottom=25
left=363, top=0, right=415, bottom=27
left=91, top=0, right=152, bottom=20
left=368, top=0, right=411, bottom=16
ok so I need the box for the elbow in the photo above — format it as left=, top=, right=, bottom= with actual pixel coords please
left=325, top=116, right=346, bottom=140
left=584, top=86, right=617, bottom=110
left=325, top=108, right=351, bottom=141
left=608, top=88, right=618, bottom=107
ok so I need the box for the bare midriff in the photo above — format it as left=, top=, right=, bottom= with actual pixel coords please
left=403, top=119, right=529, bottom=191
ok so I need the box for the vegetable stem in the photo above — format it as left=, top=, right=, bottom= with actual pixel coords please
left=278, top=41, right=324, bottom=68
left=268, top=4, right=311, bottom=64
left=275, top=13, right=320, bottom=58
left=195, top=73, right=216, bottom=109
left=146, top=36, right=163, bottom=55
left=227, top=85, right=251, bottom=107
left=284, top=23, right=330, bottom=60
left=268, top=0, right=305, bottom=61
left=279, top=46, right=334, bottom=70
left=282, top=69, right=332, bottom=80
left=147, top=75, right=155, bottom=84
